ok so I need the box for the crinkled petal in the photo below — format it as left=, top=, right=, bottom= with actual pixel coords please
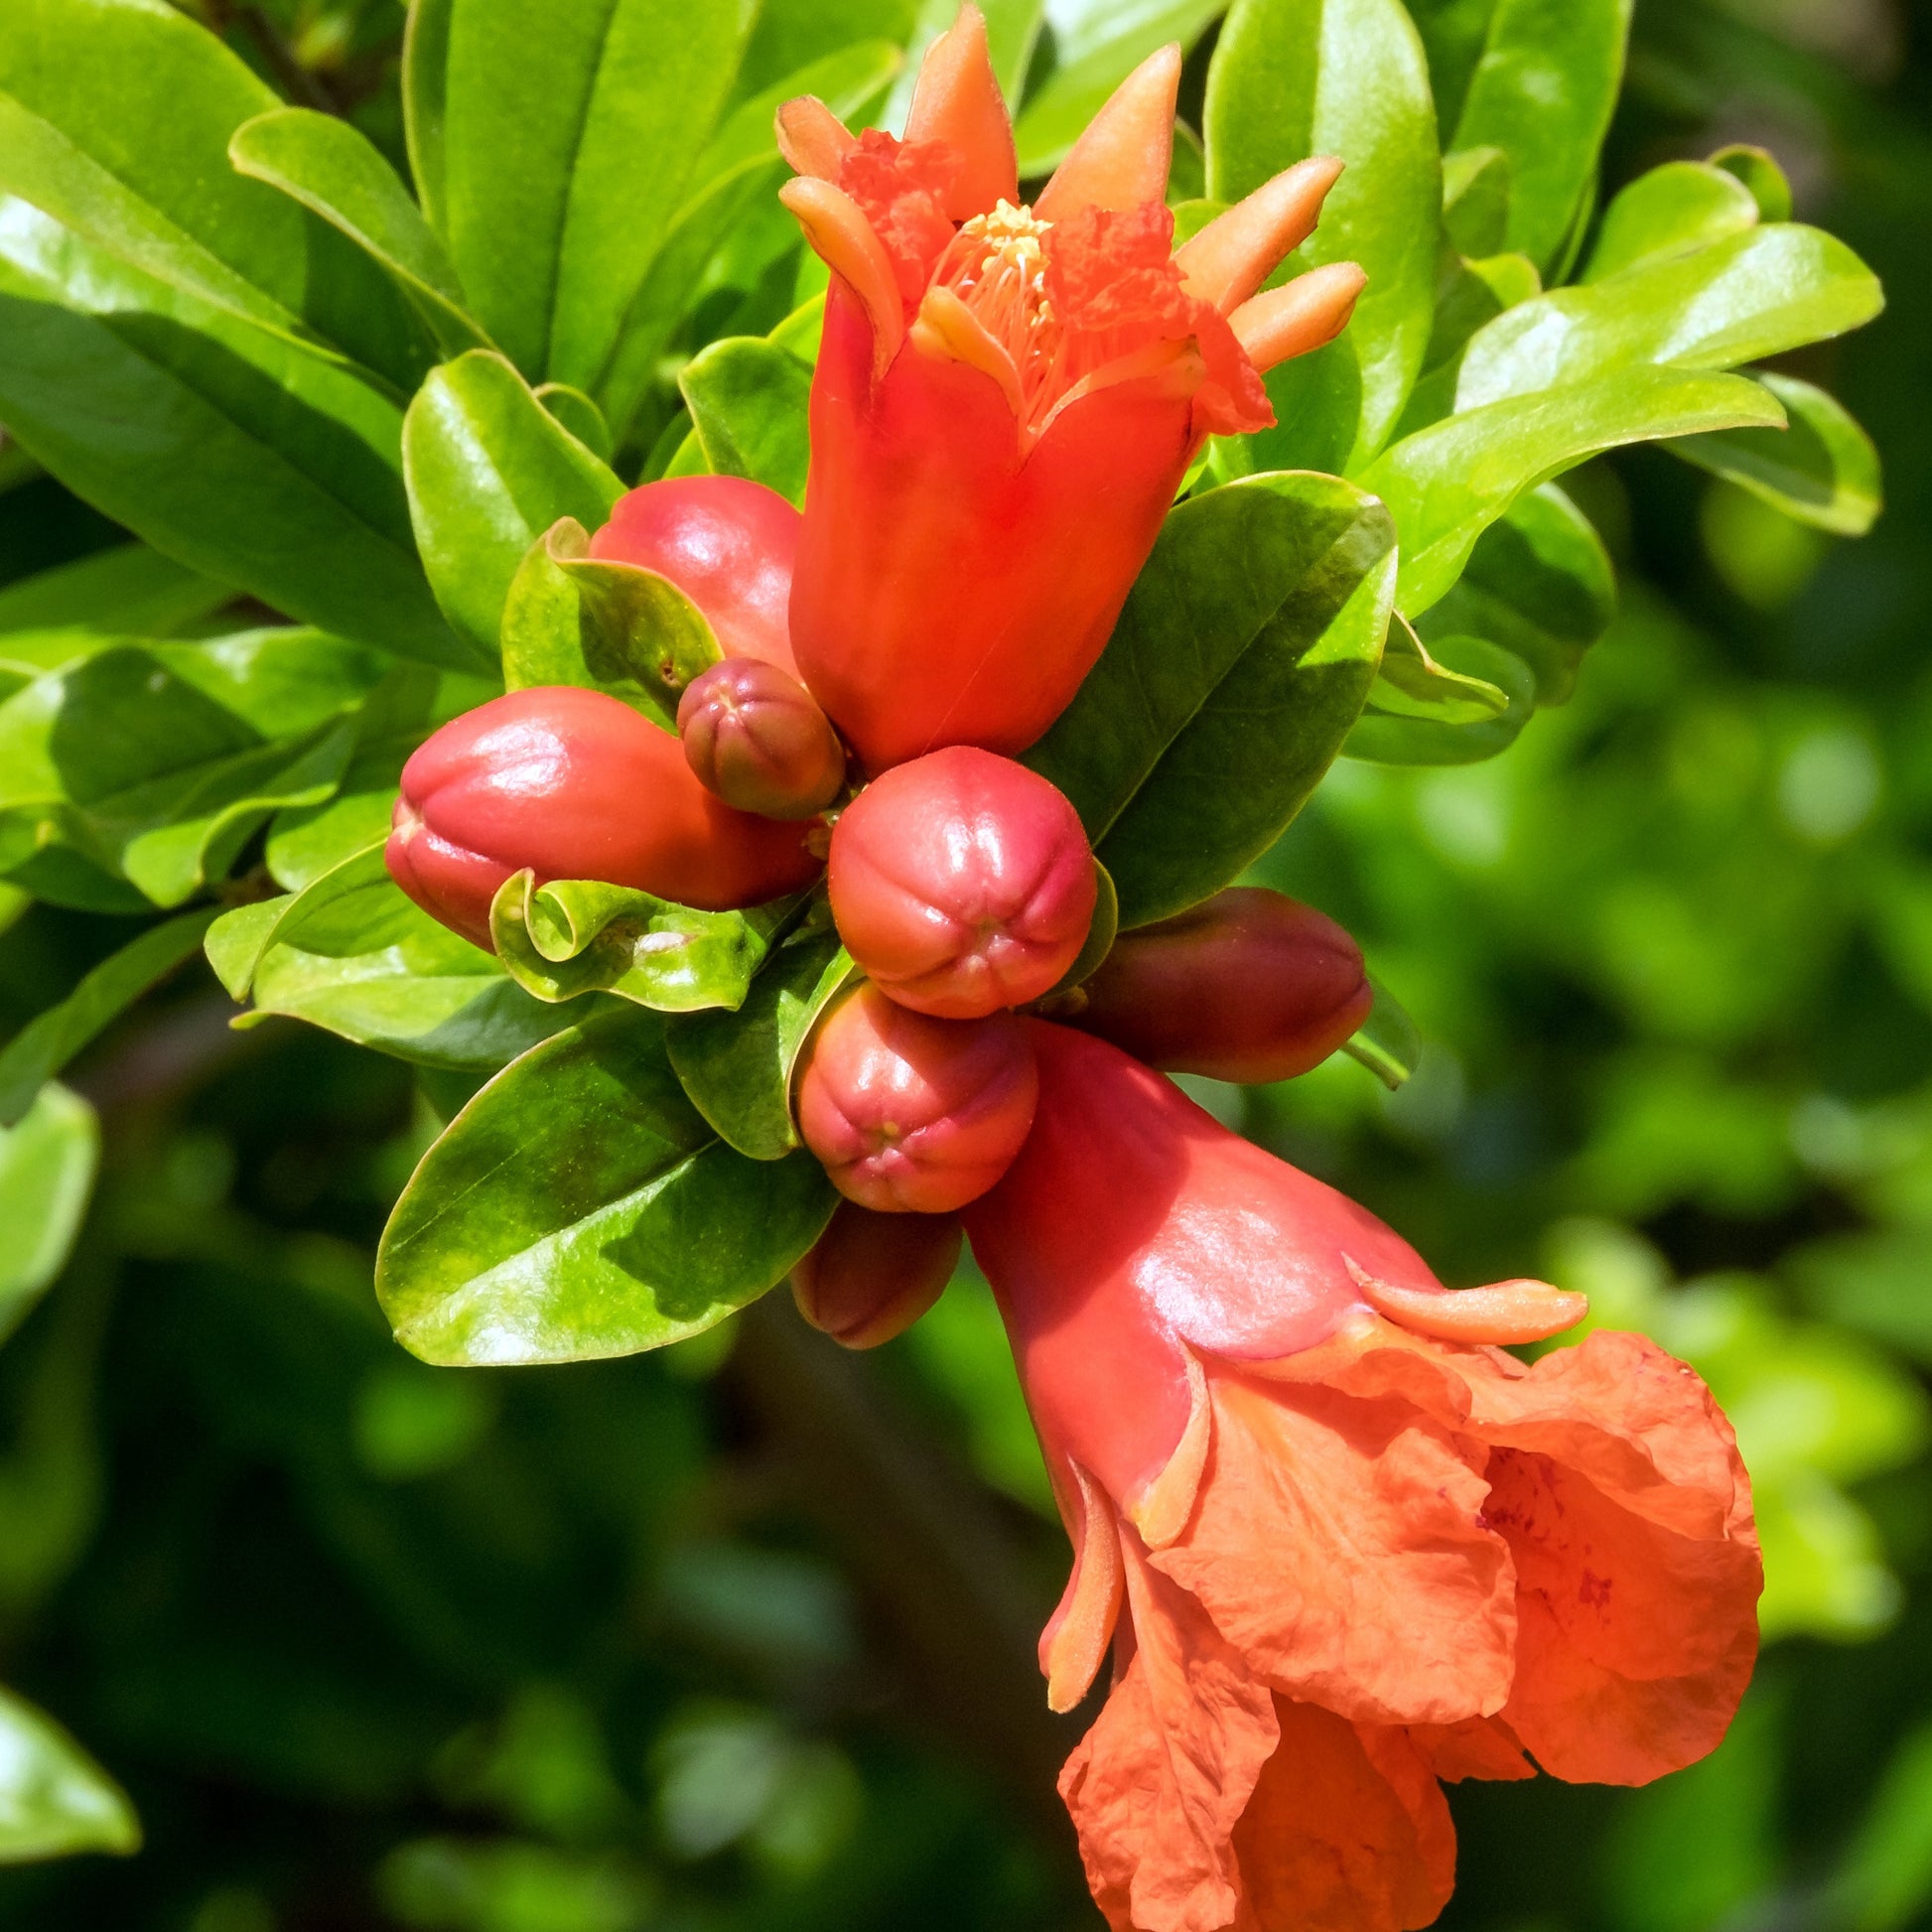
left=1408, top=1715, right=1535, bottom=1784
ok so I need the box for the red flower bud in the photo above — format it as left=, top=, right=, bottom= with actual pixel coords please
left=676, top=657, right=846, bottom=821
left=587, top=476, right=801, bottom=675
left=1068, top=887, right=1372, bottom=1082
left=790, top=1199, right=962, bottom=1348
left=828, top=747, right=1095, bottom=1019
left=796, top=983, right=1037, bottom=1212
left=387, top=686, right=822, bottom=948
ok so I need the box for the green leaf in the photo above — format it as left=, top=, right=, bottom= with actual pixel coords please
left=1364, top=366, right=1786, bottom=616
left=1344, top=631, right=1537, bottom=764
left=1367, top=614, right=1509, bottom=723
left=0, top=1686, right=138, bottom=1863
left=1442, top=145, right=1511, bottom=258
left=0, top=909, right=214, bottom=1128
left=0, top=1082, right=97, bottom=1342
left=0, top=546, right=229, bottom=640
left=535, top=383, right=613, bottom=461
left=500, top=518, right=721, bottom=723
left=440, top=0, right=759, bottom=387
left=1013, top=0, right=1227, bottom=176
left=1456, top=225, right=1885, bottom=412
left=1583, top=160, right=1761, bottom=284
left=665, top=923, right=856, bottom=1161
left=404, top=0, right=455, bottom=235
left=228, top=107, right=489, bottom=359
left=376, top=1007, right=836, bottom=1365
left=1205, top=0, right=1440, bottom=469
left=1668, top=372, right=1882, bottom=538
left=677, top=337, right=814, bottom=506
left=0, top=203, right=470, bottom=671
left=1044, top=859, right=1120, bottom=999
left=1418, top=483, right=1614, bottom=705
left=1710, top=143, right=1792, bottom=225
left=489, top=872, right=798, bottom=1012
left=1027, top=472, right=1395, bottom=929
left=1445, top=0, right=1632, bottom=272
left=1338, top=974, right=1419, bottom=1089
left=1393, top=249, right=1541, bottom=440
left=403, top=350, right=624, bottom=661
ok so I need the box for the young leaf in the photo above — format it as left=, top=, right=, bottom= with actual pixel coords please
left=677, top=338, right=815, bottom=506
left=1340, top=974, right=1420, bottom=1090
left=665, top=923, right=857, bottom=1161
left=403, top=351, right=624, bottom=661
left=0, top=547, right=229, bottom=640
left=1394, top=250, right=1542, bottom=438
left=1583, top=160, right=1761, bottom=283
left=1205, top=0, right=1441, bottom=469
left=0, top=909, right=215, bottom=1128
left=403, top=0, right=454, bottom=235
left=376, top=1006, right=837, bottom=1365
left=1344, top=632, right=1537, bottom=764
left=1442, top=146, right=1511, bottom=258
left=535, top=384, right=614, bottom=461
left=489, top=872, right=798, bottom=1012
left=1711, top=144, right=1792, bottom=224
left=0, top=1082, right=98, bottom=1342
left=1368, top=615, right=1510, bottom=724
left=1668, top=373, right=1882, bottom=538
left=1027, top=472, right=1395, bottom=930
left=0, top=1686, right=139, bottom=1863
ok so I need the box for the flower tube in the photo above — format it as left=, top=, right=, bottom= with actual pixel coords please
left=964, top=1024, right=1761, bottom=1932
left=777, top=6, right=1364, bottom=772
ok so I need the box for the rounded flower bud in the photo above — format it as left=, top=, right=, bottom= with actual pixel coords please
left=588, top=476, right=801, bottom=674
left=676, top=657, right=846, bottom=821
left=1067, top=887, right=1371, bottom=1083
left=387, top=686, right=822, bottom=948
left=790, top=1200, right=962, bottom=1348
left=796, top=984, right=1038, bottom=1213
left=828, top=747, right=1095, bottom=1019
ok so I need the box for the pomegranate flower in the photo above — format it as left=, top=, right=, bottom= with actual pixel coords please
left=965, top=1025, right=1761, bottom=1932
left=777, top=5, right=1365, bottom=772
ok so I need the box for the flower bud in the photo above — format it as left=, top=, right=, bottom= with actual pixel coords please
left=676, top=657, right=846, bottom=821
left=387, top=686, right=822, bottom=948
left=796, top=983, right=1037, bottom=1213
left=790, top=1200, right=962, bottom=1348
left=1066, top=888, right=1370, bottom=1083
left=588, top=476, right=801, bottom=673
left=828, top=747, right=1095, bottom=1019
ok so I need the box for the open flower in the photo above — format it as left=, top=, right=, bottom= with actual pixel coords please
left=964, top=1025, right=1761, bottom=1932
left=776, top=5, right=1364, bottom=773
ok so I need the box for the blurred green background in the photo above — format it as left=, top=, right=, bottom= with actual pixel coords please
left=5, top=0, right=1932, bottom=1927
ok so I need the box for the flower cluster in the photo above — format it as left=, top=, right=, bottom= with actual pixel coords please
left=381, top=11, right=1760, bottom=1930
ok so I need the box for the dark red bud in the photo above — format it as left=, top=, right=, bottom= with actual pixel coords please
left=796, top=983, right=1038, bottom=1213
left=588, top=477, right=802, bottom=675
left=828, top=747, right=1095, bottom=1020
left=790, top=1200, right=962, bottom=1348
left=1067, top=887, right=1371, bottom=1083
left=676, top=657, right=846, bottom=821
left=386, top=686, right=822, bottom=948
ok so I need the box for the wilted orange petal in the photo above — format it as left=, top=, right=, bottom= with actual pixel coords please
left=775, top=95, right=857, bottom=182
left=1035, top=43, right=1182, bottom=222
left=904, top=2, right=1018, bottom=218
left=1354, top=1270, right=1589, bottom=1346
left=1229, top=263, right=1367, bottom=372
left=1175, top=157, right=1345, bottom=314
left=778, top=177, right=906, bottom=368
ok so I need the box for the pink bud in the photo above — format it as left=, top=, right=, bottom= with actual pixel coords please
left=676, top=657, right=846, bottom=821
left=386, top=686, right=822, bottom=948
left=790, top=1200, right=962, bottom=1348
left=796, top=983, right=1038, bottom=1213
left=1067, top=887, right=1371, bottom=1083
left=827, top=747, right=1095, bottom=1019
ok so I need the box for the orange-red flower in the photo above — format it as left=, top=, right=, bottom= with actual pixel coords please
left=776, top=6, right=1364, bottom=773
left=964, top=1024, right=1762, bottom=1932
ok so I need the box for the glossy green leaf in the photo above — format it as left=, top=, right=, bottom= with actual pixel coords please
left=1456, top=225, right=1885, bottom=412
left=0, top=909, right=214, bottom=1128
left=500, top=518, right=720, bottom=723
left=665, top=923, right=856, bottom=1161
left=1419, top=483, right=1615, bottom=705
left=535, top=384, right=613, bottom=461
left=1368, top=614, right=1509, bottom=723
left=1394, top=249, right=1541, bottom=439
left=1344, top=631, right=1537, bottom=764
left=0, top=547, right=228, bottom=640
left=1364, top=366, right=1786, bottom=615
left=403, top=0, right=454, bottom=233
left=0, top=204, right=469, bottom=671
left=403, top=351, right=624, bottom=661
left=1445, top=0, right=1632, bottom=271
left=1013, top=0, right=1227, bottom=176
left=376, top=1007, right=837, bottom=1365
left=1443, top=145, right=1511, bottom=258
left=1584, top=160, right=1761, bottom=283
left=228, top=107, right=488, bottom=358
left=677, top=338, right=814, bottom=506
left=1711, top=143, right=1792, bottom=224
left=0, top=1686, right=138, bottom=1863
left=0, top=1082, right=97, bottom=1342
left=1027, top=472, right=1395, bottom=929
left=1668, top=372, right=1882, bottom=538
left=1205, top=0, right=1440, bottom=469
left=440, top=0, right=758, bottom=386
left=1338, top=974, right=1419, bottom=1089
left=489, top=872, right=798, bottom=1012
